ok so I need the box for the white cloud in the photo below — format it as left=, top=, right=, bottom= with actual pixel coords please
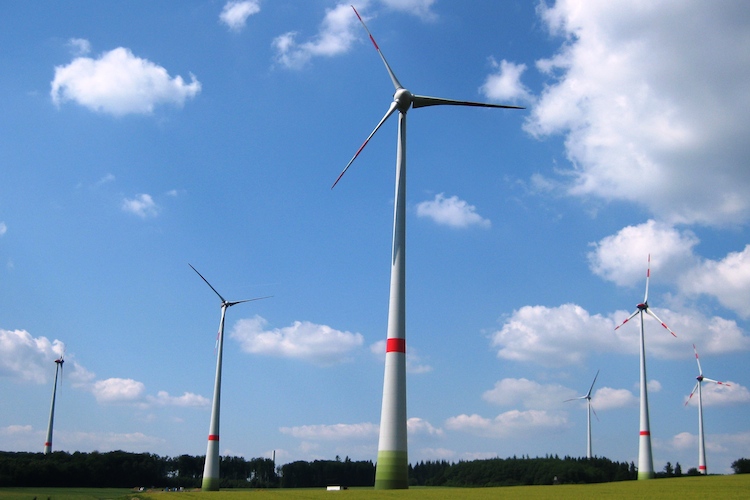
left=588, top=220, right=700, bottom=287
left=122, top=194, right=159, bottom=218
left=231, top=315, right=364, bottom=365
left=490, top=303, right=750, bottom=368
left=680, top=245, right=750, bottom=319
left=526, top=1, right=750, bottom=226
left=148, top=390, right=210, bottom=408
left=0, top=329, right=64, bottom=383
left=220, top=1, right=261, bottom=31
left=445, top=410, right=568, bottom=438
left=684, top=381, right=750, bottom=407
left=490, top=303, right=615, bottom=367
left=378, top=0, right=436, bottom=21
left=67, top=38, right=91, bottom=56
left=0, top=222, right=6, bottom=236
left=591, top=386, right=638, bottom=410
left=482, top=378, right=577, bottom=410
left=279, top=422, right=378, bottom=440
left=480, top=58, right=533, bottom=104
left=51, top=47, right=200, bottom=115
left=273, top=3, right=359, bottom=69
left=408, top=417, right=443, bottom=436
left=369, top=339, right=432, bottom=373
left=91, top=377, right=145, bottom=403
left=416, top=193, right=491, bottom=229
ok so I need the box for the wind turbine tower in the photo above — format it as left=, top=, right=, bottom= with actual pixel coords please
left=615, top=255, right=676, bottom=480
left=686, top=344, right=730, bottom=474
left=190, top=264, right=269, bottom=491
left=332, top=6, right=523, bottom=489
left=565, top=370, right=599, bottom=459
left=44, top=354, right=64, bottom=454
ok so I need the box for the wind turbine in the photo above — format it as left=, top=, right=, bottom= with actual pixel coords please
left=565, top=369, right=599, bottom=459
left=190, top=264, right=269, bottom=491
left=685, top=344, right=730, bottom=475
left=43, top=353, right=64, bottom=454
left=332, top=6, right=523, bottom=490
left=614, top=254, right=677, bottom=480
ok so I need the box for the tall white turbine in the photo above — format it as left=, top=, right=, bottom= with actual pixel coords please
left=332, top=6, right=523, bottom=490
left=190, top=264, right=269, bottom=491
left=685, top=344, right=730, bottom=475
left=43, top=354, right=64, bottom=454
left=614, top=255, right=676, bottom=480
left=565, top=369, right=599, bottom=459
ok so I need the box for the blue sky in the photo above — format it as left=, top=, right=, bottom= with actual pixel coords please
left=2, top=0, right=750, bottom=475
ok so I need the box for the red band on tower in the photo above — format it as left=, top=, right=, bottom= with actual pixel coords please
left=208, top=434, right=219, bottom=441
left=386, top=338, right=406, bottom=353
left=639, top=431, right=650, bottom=436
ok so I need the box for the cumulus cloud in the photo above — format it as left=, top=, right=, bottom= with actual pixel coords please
left=482, top=378, right=577, bottom=410
left=273, top=3, right=359, bottom=69
left=480, top=58, right=533, bottom=104
left=67, top=38, right=91, bottom=56
left=685, top=381, right=750, bottom=407
left=279, top=422, right=378, bottom=440
left=591, top=386, right=638, bottom=410
left=416, top=193, right=491, bottom=229
left=680, top=246, right=750, bottom=319
left=445, top=410, right=568, bottom=438
left=0, top=329, right=64, bottom=383
left=526, top=1, right=750, bottom=226
left=51, top=47, right=200, bottom=115
left=220, top=1, right=261, bottom=31
left=231, top=315, right=364, bottom=365
left=148, top=391, right=210, bottom=408
left=490, top=303, right=750, bottom=367
left=379, top=0, right=437, bottom=21
left=122, top=194, right=159, bottom=218
left=588, top=220, right=700, bottom=287
left=91, top=378, right=145, bottom=404
left=408, top=417, right=443, bottom=436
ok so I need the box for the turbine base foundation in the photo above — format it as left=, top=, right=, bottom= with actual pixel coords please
left=637, top=470, right=655, bottom=480
left=202, top=477, right=220, bottom=491
left=374, top=450, right=408, bottom=489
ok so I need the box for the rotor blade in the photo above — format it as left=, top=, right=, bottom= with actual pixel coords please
left=586, top=369, right=600, bottom=398
left=614, top=309, right=639, bottom=330
left=692, top=344, right=704, bottom=376
left=226, top=296, right=273, bottom=307
left=332, top=101, right=399, bottom=189
left=644, top=308, right=677, bottom=337
left=412, top=94, right=525, bottom=110
left=351, top=5, right=402, bottom=90
left=189, top=263, right=226, bottom=303
left=590, top=402, right=600, bottom=422
left=644, top=254, right=651, bottom=303
left=702, top=377, right=729, bottom=386
left=685, top=382, right=699, bottom=406
left=564, top=396, right=586, bottom=403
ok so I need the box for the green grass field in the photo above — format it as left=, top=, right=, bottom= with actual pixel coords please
left=2, top=475, right=749, bottom=500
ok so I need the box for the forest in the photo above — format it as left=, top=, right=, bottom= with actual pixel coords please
left=0, top=451, right=746, bottom=489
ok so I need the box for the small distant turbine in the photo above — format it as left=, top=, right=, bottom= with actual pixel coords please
left=190, top=264, right=269, bottom=491
left=614, top=254, right=677, bottom=480
left=685, top=344, right=730, bottom=475
left=565, top=369, right=600, bottom=459
left=332, top=6, right=523, bottom=489
left=44, top=353, right=64, bottom=454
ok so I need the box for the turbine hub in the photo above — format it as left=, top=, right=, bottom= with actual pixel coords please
left=697, top=375, right=703, bottom=382
left=637, top=302, right=647, bottom=311
left=393, top=88, right=413, bottom=113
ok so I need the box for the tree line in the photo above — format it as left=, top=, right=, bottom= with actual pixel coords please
left=1, top=451, right=747, bottom=489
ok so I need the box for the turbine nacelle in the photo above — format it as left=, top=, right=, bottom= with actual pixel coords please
left=637, top=302, right=648, bottom=311
left=393, top=88, right=413, bottom=113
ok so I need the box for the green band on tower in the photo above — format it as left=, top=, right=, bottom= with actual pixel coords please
left=202, top=476, right=220, bottom=491
left=637, top=470, right=655, bottom=480
left=375, top=450, right=409, bottom=489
